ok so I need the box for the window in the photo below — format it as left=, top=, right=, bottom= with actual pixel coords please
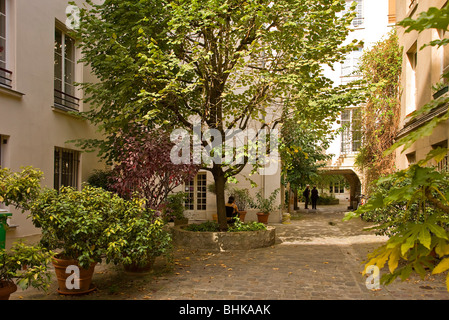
left=330, top=182, right=345, bottom=194
left=54, top=147, right=80, bottom=190
left=345, top=0, right=364, bottom=28
left=432, top=141, right=448, bottom=172
left=184, top=173, right=207, bottom=211
left=54, top=29, right=79, bottom=111
left=406, top=44, right=418, bottom=114
left=340, top=108, right=361, bottom=154
left=0, top=0, right=11, bottom=88
left=341, top=47, right=363, bottom=83
left=406, top=152, right=416, bottom=167
left=0, top=135, right=3, bottom=167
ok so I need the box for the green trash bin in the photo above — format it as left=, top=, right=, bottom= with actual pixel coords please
left=0, top=212, right=12, bottom=250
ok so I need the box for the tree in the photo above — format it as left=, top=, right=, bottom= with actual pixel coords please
left=110, top=126, right=199, bottom=211
left=75, top=0, right=361, bottom=230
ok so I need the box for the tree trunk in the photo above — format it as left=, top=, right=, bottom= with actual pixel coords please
left=212, top=164, right=228, bottom=231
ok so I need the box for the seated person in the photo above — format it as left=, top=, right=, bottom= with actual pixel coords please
left=225, top=196, right=239, bottom=223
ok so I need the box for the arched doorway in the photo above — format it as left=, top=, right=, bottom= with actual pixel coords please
left=319, top=169, right=362, bottom=209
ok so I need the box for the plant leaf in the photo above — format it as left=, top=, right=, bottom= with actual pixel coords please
left=433, top=258, right=449, bottom=275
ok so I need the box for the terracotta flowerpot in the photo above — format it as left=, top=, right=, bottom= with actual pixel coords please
left=52, top=256, right=97, bottom=295
left=239, top=211, right=247, bottom=222
left=0, top=281, right=17, bottom=300
left=256, top=212, right=269, bottom=224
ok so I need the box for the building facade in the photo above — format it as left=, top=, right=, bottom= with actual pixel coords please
left=323, top=0, right=397, bottom=206
left=395, top=0, right=449, bottom=171
left=1, top=0, right=104, bottom=241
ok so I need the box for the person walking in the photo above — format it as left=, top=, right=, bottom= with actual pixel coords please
left=303, top=185, right=310, bottom=209
left=311, top=186, right=319, bottom=210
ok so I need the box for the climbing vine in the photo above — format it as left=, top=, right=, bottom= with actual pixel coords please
left=355, top=31, right=402, bottom=193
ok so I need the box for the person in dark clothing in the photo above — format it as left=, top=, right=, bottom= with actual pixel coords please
left=225, top=196, right=239, bottom=224
left=311, top=186, right=319, bottom=210
left=303, top=185, right=310, bottom=209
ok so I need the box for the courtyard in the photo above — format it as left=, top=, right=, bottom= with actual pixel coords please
left=10, top=204, right=449, bottom=301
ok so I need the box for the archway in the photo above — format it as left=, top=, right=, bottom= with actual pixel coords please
left=318, top=168, right=362, bottom=209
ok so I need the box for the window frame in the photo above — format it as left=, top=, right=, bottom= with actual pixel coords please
left=340, top=108, right=362, bottom=154
left=184, top=173, right=208, bottom=212
left=54, top=27, right=79, bottom=111
left=0, top=0, right=12, bottom=89
left=54, top=147, right=80, bottom=190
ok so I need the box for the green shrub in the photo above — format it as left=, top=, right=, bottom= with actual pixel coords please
left=185, top=219, right=267, bottom=232
left=0, top=241, right=54, bottom=291
left=86, top=169, right=115, bottom=191
left=185, top=221, right=220, bottom=232
left=228, top=218, right=267, bottom=232
left=0, top=166, right=43, bottom=212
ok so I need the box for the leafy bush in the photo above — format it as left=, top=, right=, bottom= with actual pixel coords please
left=185, top=221, right=220, bottom=232
left=104, top=203, right=172, bottom=269
left=0, top=241, right=54, bottom=291
left=228, top=218, right=267, bottom=232
left=185, top=219, right=267, bottom=232
left=30, top=186, right=119, bottom=269
left=0, top=166, right=43, bottom=211
left=345, top=165, right=449, bottom=290
left=86, top=169, right=115, bottom=191
left=316, top=194, right=339, bottom=205
left=162, top=192, right=187, bottom=220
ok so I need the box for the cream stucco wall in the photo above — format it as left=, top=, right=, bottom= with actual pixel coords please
left=395, top=0, right=449, bottom=170
left=1, top=0, right=104, bottom=240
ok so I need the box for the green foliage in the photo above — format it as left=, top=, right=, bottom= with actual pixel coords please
left=354, top=30, right=402, bottom=192
left=228, top=187, right=251, bottom=211
left=73, top=0, right=363, bottom=230
left=30, top=186, right=119, bottom=268
left=249, top=189, right=280, bottom=215
left=345, top=165, right=449, bottom=290
left=31, top=184, right=173, bottom=270
left=343, top=3, right=449, bottom=292
left=86, top=169, right=115, bottom=191
left=228, top=218, right=266, bottom=232
left=185, top=221, right=220, bottom=232
left=0, top=167, right=43, bottom=212
left=104, top=206, right=172, bottom=269
left=280, top=117, right=334, bottom=189
left=163, top=192, right=187, bottom=220
left=316, top=194, right=339, bottom=206
left=184, top=218, right=266, bottom=232
left=0, top=241, right=54, bottom=291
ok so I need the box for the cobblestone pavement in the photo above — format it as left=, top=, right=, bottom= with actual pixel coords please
left=10, top=204, right=449, bottom=300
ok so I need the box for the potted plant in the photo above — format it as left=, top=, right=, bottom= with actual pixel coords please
left=230, top=187, right=251, bottom=222
left=104, top=199, right=172, bottom=273
left=164, top=192, right=189, bottom=226
left=432, top=81, right=449, bottom=99
left=30, top=185, right=116, bottom=295
left=250, top=189, right=280, bottom=224
left=0, top=241, right=54, bottom=300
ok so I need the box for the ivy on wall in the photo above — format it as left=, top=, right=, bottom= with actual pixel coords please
left=354, top=30, right=403, bottom=194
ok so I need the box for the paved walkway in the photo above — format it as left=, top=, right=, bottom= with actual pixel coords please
left=10, top=204, right=449, bottom=300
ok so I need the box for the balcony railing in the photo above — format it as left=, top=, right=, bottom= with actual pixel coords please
left=0, top=67, right=12, bottom=88
left=54, top=89, right=80, bottom=111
